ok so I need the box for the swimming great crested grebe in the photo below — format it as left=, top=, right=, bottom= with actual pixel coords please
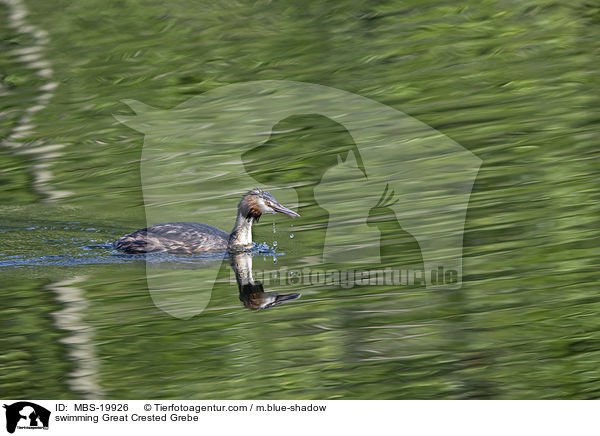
left=114, top=189, right=299, bottom=254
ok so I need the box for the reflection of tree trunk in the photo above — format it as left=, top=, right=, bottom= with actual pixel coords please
left=0, top=0, right=69, bottom=201
left=49, top=277, right=104, bottom=399
left=339, top=307, right=362, bottom=364
left=441, top=290, right=497, bottom=399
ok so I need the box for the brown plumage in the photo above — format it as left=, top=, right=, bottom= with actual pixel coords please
left=113, top=222, right=229, bottom=254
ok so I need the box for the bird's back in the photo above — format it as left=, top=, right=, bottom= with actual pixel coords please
left=114, top=222, right=229, bottom=254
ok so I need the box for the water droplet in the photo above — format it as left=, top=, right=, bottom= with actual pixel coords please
left=273, top=257, right=278, bottom=264
left=273, top=241, right=278, bottom=247
left=273, top=222, right=276, bottom=233
left=290, top=233, right=294, bottom=239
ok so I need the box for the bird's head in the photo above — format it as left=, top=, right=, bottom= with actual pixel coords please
left=238, top=188, right=300, bottom=221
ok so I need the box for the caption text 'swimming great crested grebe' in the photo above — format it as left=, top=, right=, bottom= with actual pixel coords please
left=113, top=189, right=299, bottom=254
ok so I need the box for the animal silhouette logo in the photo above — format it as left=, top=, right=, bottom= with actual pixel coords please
left=116, top=80, right=481, bottom=318
left=3, top=402, right=50, bottom=434
left=314, top=150, right=381, bottom=265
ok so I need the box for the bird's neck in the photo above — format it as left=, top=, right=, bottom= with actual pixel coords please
left=231, top=253, right=254, bottom=285
left=228, top=212, right=255, bottom=250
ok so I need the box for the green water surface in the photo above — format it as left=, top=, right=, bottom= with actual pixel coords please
left=1, top=0, right=599, bottom=399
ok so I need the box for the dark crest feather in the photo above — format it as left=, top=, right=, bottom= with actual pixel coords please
left=239, top=188, right=272, bottom=220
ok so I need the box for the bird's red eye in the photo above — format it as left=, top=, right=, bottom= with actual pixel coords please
left=265, top=202, right=271, bottom=206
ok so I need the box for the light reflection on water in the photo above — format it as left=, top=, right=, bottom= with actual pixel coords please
left=1, top=0, right=599, bottom=399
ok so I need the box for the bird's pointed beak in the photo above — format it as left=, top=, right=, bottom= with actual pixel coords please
left=275, top=293, right=301, bottom=303
left=264, top=293, right=302, bottom=308
left=271, top=201, right=300, bottom=217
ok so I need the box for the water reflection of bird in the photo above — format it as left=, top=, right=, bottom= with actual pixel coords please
left=231, top=252, right=301, bottom=310
left=113, top=189, right=299, bottom=254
